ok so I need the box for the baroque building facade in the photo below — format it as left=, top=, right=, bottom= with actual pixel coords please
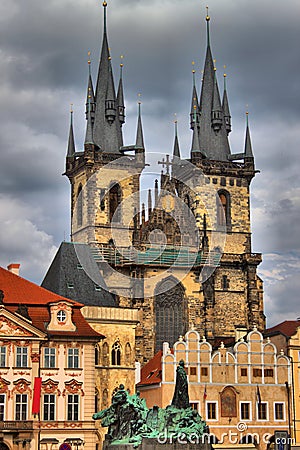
left=0, top=264, right=103, bottom=450
left=64, top=2, right=265, bottom=366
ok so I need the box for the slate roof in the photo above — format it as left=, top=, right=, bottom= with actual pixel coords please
left=265, top=320, right=300, bottom=338
left=41, top=242, right=116, bottom=307
left=0, top=266, right=102, bottom=339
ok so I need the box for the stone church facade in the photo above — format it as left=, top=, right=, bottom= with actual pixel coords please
left=64, top=2, right=265, bottom=365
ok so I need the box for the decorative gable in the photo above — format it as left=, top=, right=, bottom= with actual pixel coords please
left=0, top=308, right=47, bottom=340
left=0, top=316, right=32, bottom=337
left=47, top=301, right=76, bottom=332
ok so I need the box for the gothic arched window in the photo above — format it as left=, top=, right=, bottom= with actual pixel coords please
left=109, top=183, right=122, bottom=223
left=125, top=343, right=131, bottom=366
left=111, top=341, right=121, bottom=366
left=217, top=190, right=231, bottom=228
left=155, top=278, right=185, bottom=352
left=102, top=389, right=108, bottom=409
left=102, top=342, right=109, bottom=366
left=77, top=185, right=83, bottom=227
left=95, top=344, right=100, bottom=366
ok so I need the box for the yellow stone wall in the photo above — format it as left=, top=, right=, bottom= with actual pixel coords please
left=81, top=305, right=139, bottom=441
left=71, top=163, right=141, bottom=246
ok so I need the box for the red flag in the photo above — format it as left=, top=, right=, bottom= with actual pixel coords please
left=32, top=377, right=42, bottom=415
left=203, top=385, right=207, bottom=400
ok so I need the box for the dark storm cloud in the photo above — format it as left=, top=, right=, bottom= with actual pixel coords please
left=0, top=0, right=299, bottom=326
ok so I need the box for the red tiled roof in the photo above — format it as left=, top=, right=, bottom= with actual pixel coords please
left=0, top=266, right=103, bottom=339
left=138, top=350, right=163, bottom=386
left=0, top=267, right=81, bottom=306
left=265, top=320, right=300, bottom=338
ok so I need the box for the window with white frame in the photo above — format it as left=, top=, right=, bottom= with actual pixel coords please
left=257, top=402, right=268, bottom=420
left=43, top=394, right=55, bottom=421
left=0, top=347, right=6, bottom=367
left=68, top=348, right=79, bottom=369
left=207, top=402, right=217, bottom=420
left=16, top=346, right=28, bottom=368
left=67, top=394, right=79, bottom=421
left=44, top=347, right=56, bottom=368
left=274, top=402, right=285, bottom=420
left=15, top=394, right=27, bottom=420
left=240, top=402, right=251, bottom=420
left=0, top=394, right=5, bottom=421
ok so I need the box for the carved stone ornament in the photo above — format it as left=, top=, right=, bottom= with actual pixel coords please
left=0, top=376, right=10, bottom=393
left=42, top=378, right=61, bottom=395
left=12, top=378, right=32, bottom=397
left=0, top=317, right=32, bottom=336
left=63, top=379, right=84, bottom=396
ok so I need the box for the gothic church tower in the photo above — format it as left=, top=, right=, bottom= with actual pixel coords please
left=64, top=3, right=265, bottom=364
left=65, top=2, right=145, bottom=249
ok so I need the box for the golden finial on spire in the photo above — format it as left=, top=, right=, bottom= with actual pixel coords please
left=174, top=113, right=177, bottom=124
left=223, top=64, right=227, bottom=77
left=87, top=51, right=91, bottom=65
left=103, top=1, right=107, bottom=7
left=213, top=58, right=217, bottom=71
left=206, top=6, right=210, bottom=21
left=120, top=54, right=124, bottom=68
left=192, top=60, right=195, bottom=74
left=246, top=104, right=249, bottom=115
left=138, top=93, right=142, bottom=105
left=70, top=103, right=73, bottom=113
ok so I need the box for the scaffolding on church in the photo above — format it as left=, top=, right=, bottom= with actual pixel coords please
left=90, top=245, right=220, bottom=268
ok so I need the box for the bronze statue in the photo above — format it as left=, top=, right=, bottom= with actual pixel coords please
left=171, top=359, right=190, bottom=409
left=93, top=363, right=206, bottom=447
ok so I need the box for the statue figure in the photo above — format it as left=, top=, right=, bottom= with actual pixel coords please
left=171, top=359, right=190, bottom=409
left=93, top=376, right=206, bottom=447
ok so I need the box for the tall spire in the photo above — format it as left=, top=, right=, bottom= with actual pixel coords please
left=190, top=62, right=200, bottom=130
left=148, top=189, right=152, bottom=218
left=85, top=92, right=94, bottom=146
left=85, top=52, right=95, bottom=123
left=154, top=179, right=159, bottom=206
left=136, top=100, right=145, bottom=149
left=173, top=118, right=181, bottom=159
left=117, top=56, right=125, bottom=125
left=105, top=58, right=117, bottom=124
left=191, top=122, right=201, bottom=153
left=206, top=6, right=211, bottom=47
left=67, top=106, right=75, bottom=157
left=197, top=9, right=231, bottom=161
left=211, top=66, right=223, bottom=132
left=93, top=1, right=123, bottom=153
left=222, top=68, right=231, bottom=135
left=244, top=111, right=253, bottom=158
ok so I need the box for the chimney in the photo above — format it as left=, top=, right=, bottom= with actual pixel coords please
left=7, top=264, right=20, bottom=276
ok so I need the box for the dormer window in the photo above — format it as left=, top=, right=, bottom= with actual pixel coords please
left=47, top=302, right=76, bottom=332
left=57, top=310, right=67, bottom=323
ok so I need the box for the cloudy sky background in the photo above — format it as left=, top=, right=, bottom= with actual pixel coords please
left=0, top=0, right=299, bottom=327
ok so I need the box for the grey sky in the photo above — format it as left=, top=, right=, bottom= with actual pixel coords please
left=0, top=0, right=299, bottom=327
